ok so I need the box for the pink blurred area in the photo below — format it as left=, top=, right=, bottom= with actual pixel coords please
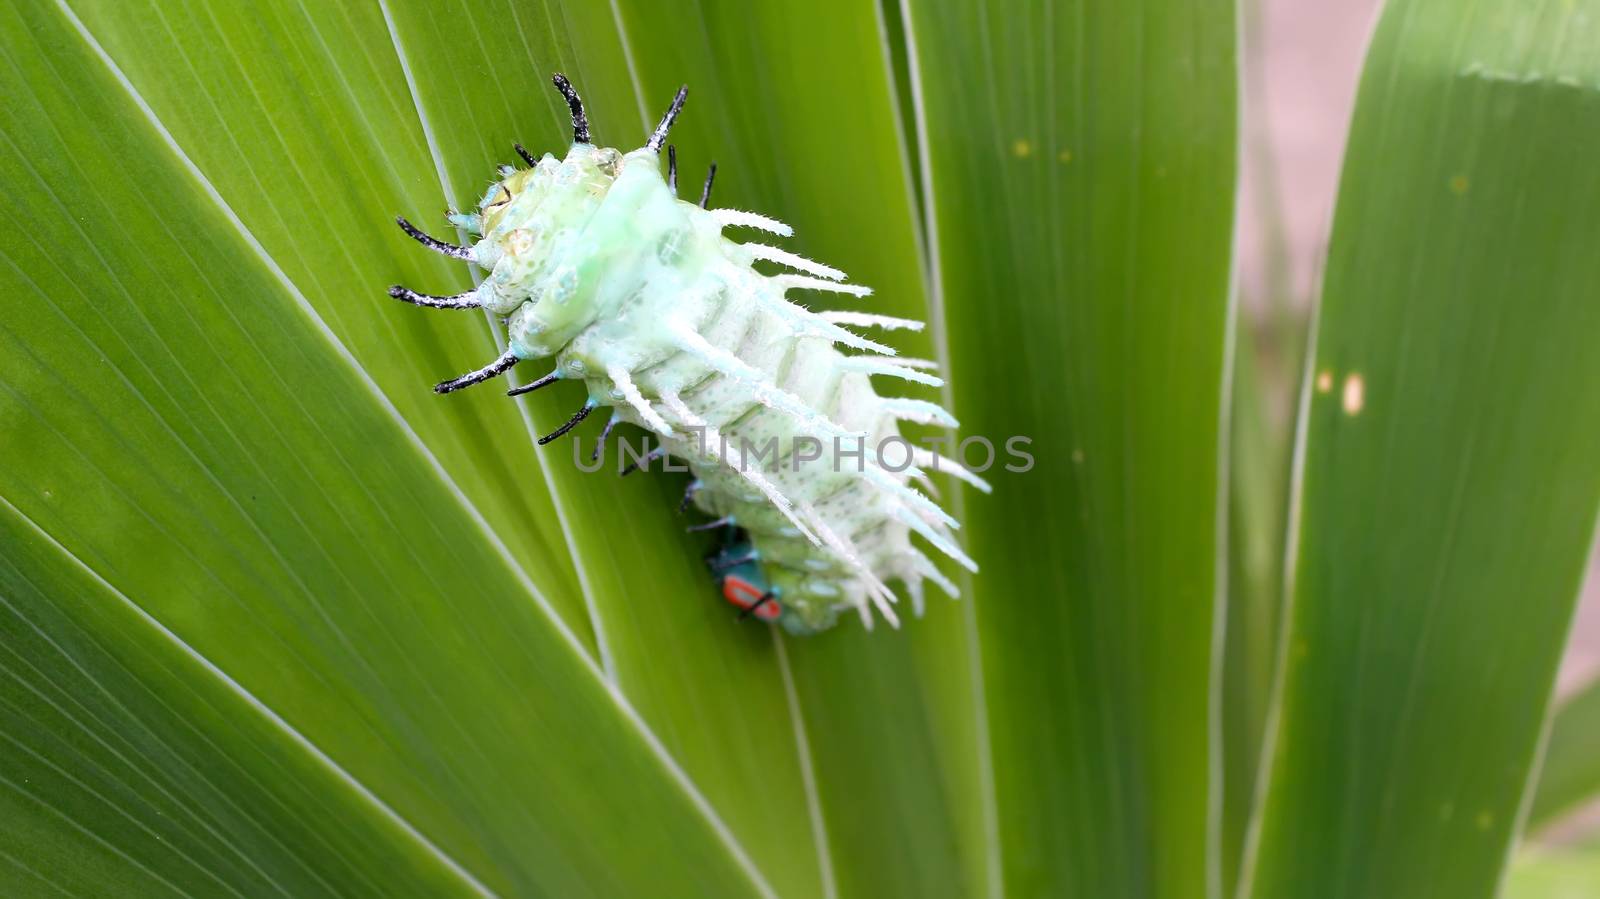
left=1240, top=0, right=1600, bottom=700
left=1238, top=0, right=1379, bottom=305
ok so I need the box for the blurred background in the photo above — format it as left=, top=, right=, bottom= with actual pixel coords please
left=1241, top=0, right=1600, bottom=850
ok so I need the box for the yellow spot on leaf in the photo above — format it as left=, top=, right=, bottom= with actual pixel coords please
left=1450, top=174, right=1470, bottom=195
left=1011, top=139, right=1034, bottom=159
left=1342, top=373, right=1365, bottom=415
left=1475, top=811, right=1494, bottom=830
left=1058, top=149, right=1073, bottom=164
left=1316, top=370, right=1334, bottom=393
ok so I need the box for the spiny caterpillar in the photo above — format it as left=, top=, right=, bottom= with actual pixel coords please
left=388, top=75, right=986, bottom=634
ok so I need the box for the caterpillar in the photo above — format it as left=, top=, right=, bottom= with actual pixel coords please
left=387, top=74, right=986, bottom=634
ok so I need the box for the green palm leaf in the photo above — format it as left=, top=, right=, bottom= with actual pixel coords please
left=904, top=0, right=1238, bottom=894
left=1527, top=679, right=1600, bottom=833
left=0, top=0, right=774, bottom=894
left=1244, top=1, right=1600, bottom=895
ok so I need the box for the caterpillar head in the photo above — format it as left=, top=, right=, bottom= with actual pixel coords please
left=473, top=144, right=626, bottom=358
left=388, top=74, right=696, bottom=395
left=480, top=81, right=691, bottom=365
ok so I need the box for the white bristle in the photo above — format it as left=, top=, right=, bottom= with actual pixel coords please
left=863, top=466, right=958, bottom=530
left=896, top=506, right=979, bottom=574
left=710, top=208, right=794, bottom=236
left=880, top=397, right=959, bottom=428
left=775, top=275, right=873, bottom=297
left=912, top=448, right=993, bottom=494
left=818, top=311, right=926, bottom=332
left=673, top=325, right=858, bottom=441
left=841, top=357, right=945, bottom=388
left=608, top=365, right=675, bottom=436
left=743, top=243, right=846, bottom=280
left=911, top=553, right=960, bottom=598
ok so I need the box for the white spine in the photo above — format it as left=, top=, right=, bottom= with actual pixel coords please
left=673, top=325, right=860, bottom=441
left=880, top=397, right=960, bottom=428
left=862, top=465, right=958, bottom=529
left=912, top=447, right=993, bottom=494
left=775, top=274, right=873, bottom=297
left=818, top=310, right=926, bottom=331
left=895, top=506, right=979, bottom=574
left=911, top=553, right=960, bottom=598
left=743, top=243, right=846, bottom=280
left=609, top=365, right=675, bottom=436
left=802, top=501, right=900, bottom=627
left=710, top=208, right=794, bottom=236
left=841, top=357, right=945, bottom=388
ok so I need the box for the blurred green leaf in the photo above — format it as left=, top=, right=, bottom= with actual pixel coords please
left=1244, top=1, right=1600, bottom=896
left=1505, top=838, right=1600, bottom=899
left=1221, top=315, right=1295, bottom=896
left=904, top=1, right=1239, bottom=896
left=1219, top=3, right=1307, bottom=890
left=1529, top=678, right=1600, bottom=832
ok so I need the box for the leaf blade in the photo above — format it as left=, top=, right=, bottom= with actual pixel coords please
left=904, top=0, right=1240, bottom=895
left=1528, top=677, right=1600, bottom=832
left=1246, top=1, right=1600, bottom=895
left=0, top=499, right=483, bottom=898
left=63, top=0, right=593, bottom=635
left=0, top=1, right=777, bottom=892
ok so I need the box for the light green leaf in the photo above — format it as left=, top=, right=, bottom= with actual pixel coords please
left=1529, top=678, right=1600, bottom=832
left=0, top=504, right=476, bottom=897
left=1244, top=1, right=1600, bottom=896
left=1220, top=316, right=1295, bottom=897
left=0, top=0, right=781, bottom=893
left=904, top=1, right=1239, bottom=896
left=1505, top=838, right=1600, bottom=899
left=61, top=0, right=589, bottom=631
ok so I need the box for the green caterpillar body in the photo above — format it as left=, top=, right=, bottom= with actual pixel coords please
left=391, top=77, right=983, bottom=634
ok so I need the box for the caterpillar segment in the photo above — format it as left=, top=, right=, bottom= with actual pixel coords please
left=388, top=74, right=979, bottom=634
